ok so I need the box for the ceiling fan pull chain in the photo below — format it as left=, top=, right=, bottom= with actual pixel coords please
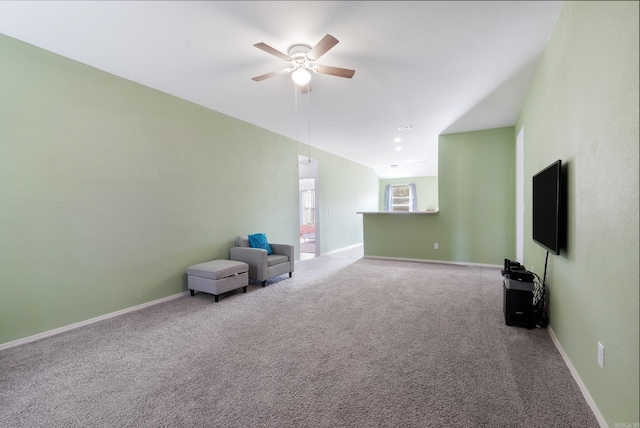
left=294, top=82, right=299, bottom=162
left=307, top=88, right=311, bottom=163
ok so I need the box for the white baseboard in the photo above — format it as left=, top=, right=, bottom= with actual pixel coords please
left=324, top=243, right=364, bottom=255
left=0, top=291, right=189, bottom=352
left=363, top=255, right=502, bottom=269
left=547, top=326, right=608, bottom=428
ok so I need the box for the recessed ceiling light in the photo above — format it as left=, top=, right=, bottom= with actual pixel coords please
left=393, top=137, right=401, bottom=143
left=395, top=146, right=403, bottom=151
left=397, top=125, right=415, bottom=131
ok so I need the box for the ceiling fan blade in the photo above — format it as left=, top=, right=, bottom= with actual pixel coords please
left=316, top=65, right=356, bottom=79
left=251, top=68, right=290, bottom=82
left=306, top=34, right=339, bottom=61
left=253, top=42, right=292, bottom=61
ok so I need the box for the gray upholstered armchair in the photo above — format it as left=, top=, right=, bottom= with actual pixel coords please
left=229, top=235, right=294, bottom=286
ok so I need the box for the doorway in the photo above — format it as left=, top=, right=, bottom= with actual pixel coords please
left=299, top=156, right=319, bottom=260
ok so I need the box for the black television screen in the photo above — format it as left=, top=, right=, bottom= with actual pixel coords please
left=532, top=160, right=562, bottom=255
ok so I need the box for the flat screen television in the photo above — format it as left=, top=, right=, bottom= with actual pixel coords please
left=532, top=160, right=562, bottom=255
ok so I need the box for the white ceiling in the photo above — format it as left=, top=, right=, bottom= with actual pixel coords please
left=0, top=1, right=563, bottom=178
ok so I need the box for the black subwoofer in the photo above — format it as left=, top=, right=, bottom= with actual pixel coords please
left=503, top=281, right=534, bottom=328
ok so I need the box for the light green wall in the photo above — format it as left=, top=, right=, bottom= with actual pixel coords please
left=362, top=213, right=442, bottom=260
left=438, top=127, right=516, bottom=264
left=364, top=127, right=515, bottom=265
left=516, top=1, right=639, bottom=425
left=0, top=34, right=378, bottom=345
left=378, top=176, right=439, bottom=211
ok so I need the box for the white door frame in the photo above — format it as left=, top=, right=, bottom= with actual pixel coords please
left=298, top=156, right=320, bottom=257
left=516, top=127, right=525, bottom=263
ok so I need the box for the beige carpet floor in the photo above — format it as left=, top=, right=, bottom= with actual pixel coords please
left=0, top=246, right=598, bottom=427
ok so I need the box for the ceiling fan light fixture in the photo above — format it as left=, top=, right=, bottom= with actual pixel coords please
left=252, top=35, right=354, bottom=93
left=291, top=68, right=311, bottom=86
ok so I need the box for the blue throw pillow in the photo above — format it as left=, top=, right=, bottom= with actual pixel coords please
left=248, top=233, right=273, bottom=255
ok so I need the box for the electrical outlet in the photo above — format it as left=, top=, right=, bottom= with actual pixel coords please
left=597, top=342, right=605, bottom=369
left=434, top=242, right=439, bottom=250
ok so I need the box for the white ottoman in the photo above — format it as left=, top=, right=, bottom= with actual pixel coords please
left=186, top=260, right=249, bottom=302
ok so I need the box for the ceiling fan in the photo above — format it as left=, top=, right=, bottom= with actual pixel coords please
left=251, top=34, right=355, bottom=93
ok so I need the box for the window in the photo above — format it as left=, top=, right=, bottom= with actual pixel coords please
left=385, top=183, right=418, bottom=212
left=390, top=185, right=411, bottom=211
